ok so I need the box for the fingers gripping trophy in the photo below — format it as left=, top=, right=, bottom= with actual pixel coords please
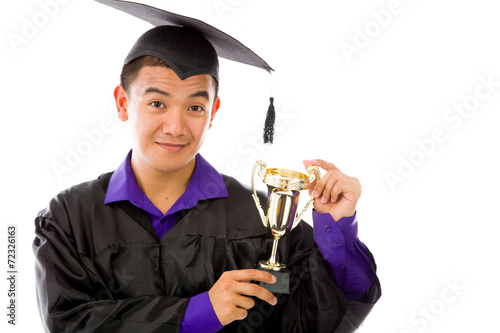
left=251, top=160, right=321, bottom=294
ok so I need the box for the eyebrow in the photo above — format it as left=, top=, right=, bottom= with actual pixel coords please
left=145, top=87, right=170, bottom=97
left=189, top=91, right=210, bottom=100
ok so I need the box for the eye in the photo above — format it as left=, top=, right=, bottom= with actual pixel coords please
left=150, top=101, right=165, bottom=108
left=189, top=105, right=205, bottom=112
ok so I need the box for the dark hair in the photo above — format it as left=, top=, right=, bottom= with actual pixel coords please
left=120, top=55, right=219, bottom=98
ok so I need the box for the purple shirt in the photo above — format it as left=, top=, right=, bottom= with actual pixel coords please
left=105, top=151, right=374, bottom=332
left=312, top=211, right=375, bottom=301
left=105, top=151, right=229, bottom=240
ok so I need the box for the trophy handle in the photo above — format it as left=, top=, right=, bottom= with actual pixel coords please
left=292, top=166, right=321, bottom=228
left=251, top=161, right=268, bottom=228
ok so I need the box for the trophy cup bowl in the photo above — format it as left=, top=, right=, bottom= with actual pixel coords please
left=251, top=160, right=320, bottom=293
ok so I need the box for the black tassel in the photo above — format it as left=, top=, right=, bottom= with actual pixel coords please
left=263, top=97, right=275, bottom=144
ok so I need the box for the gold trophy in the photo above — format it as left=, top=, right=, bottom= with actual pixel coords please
left=251, top=160, right=321, bottom=293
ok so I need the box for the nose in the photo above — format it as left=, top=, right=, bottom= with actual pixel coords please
left=162, top=109, right=187, bottom=137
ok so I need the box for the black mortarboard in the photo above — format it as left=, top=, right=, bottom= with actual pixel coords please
left=95, top=0, right=277, bottom=143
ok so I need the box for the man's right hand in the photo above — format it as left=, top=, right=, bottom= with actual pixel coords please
left=208, top=269, right=278, bottom=326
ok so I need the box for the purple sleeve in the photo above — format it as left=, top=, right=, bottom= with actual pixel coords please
left=180, top=291, right=223, bottom=333
left=312, top=211, right=375, bottom=301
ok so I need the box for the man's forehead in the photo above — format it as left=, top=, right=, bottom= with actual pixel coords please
left=134, top=67, right=216, bottom=96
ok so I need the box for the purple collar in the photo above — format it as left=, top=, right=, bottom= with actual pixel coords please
left=104, top=150, right=228, bottom=217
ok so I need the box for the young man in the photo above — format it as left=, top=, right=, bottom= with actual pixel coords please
left=33, top=1, right=381, bottom=332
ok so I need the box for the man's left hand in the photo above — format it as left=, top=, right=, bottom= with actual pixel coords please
left=303, top=159, right=361, bottom=222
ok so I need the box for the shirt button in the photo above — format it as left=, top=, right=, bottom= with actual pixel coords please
left=340, top=266, right=346, bottom=272
left=324, top=225, right=331, bottom=232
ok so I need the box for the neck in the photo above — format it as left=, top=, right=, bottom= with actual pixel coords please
left=130, top=153, right=196, bottom=214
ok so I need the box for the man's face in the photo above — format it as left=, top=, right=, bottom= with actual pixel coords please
left=115, top=66, right=220, bottom=175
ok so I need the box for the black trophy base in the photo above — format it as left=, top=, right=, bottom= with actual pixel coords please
left=257, top=267, right=290, bottom=294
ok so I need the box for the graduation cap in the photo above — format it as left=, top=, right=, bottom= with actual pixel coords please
left=95, top=0, right=277, bottom=143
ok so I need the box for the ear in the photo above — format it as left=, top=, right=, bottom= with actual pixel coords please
left=209, top=97, right=220, bottom=129
left=114, top=85, right=129, bottom=122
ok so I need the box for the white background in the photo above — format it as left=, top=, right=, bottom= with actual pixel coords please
left=1, top=0, right=500, bottom=331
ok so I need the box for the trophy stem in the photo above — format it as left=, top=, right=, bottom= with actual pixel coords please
left=269, top=239, right=279, bottom=265
left=259, top=238, right=286, bottom=271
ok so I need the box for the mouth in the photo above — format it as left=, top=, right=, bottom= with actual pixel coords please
left=157, top=142, right=187, bottom=152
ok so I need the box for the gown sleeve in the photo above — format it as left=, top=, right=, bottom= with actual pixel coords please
left=33, top=213, right=189, bottom=333
left=278, top=220, right=381, bottom=333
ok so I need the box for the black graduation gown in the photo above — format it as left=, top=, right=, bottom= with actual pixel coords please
left=33, top=172, right=381, bottom=333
